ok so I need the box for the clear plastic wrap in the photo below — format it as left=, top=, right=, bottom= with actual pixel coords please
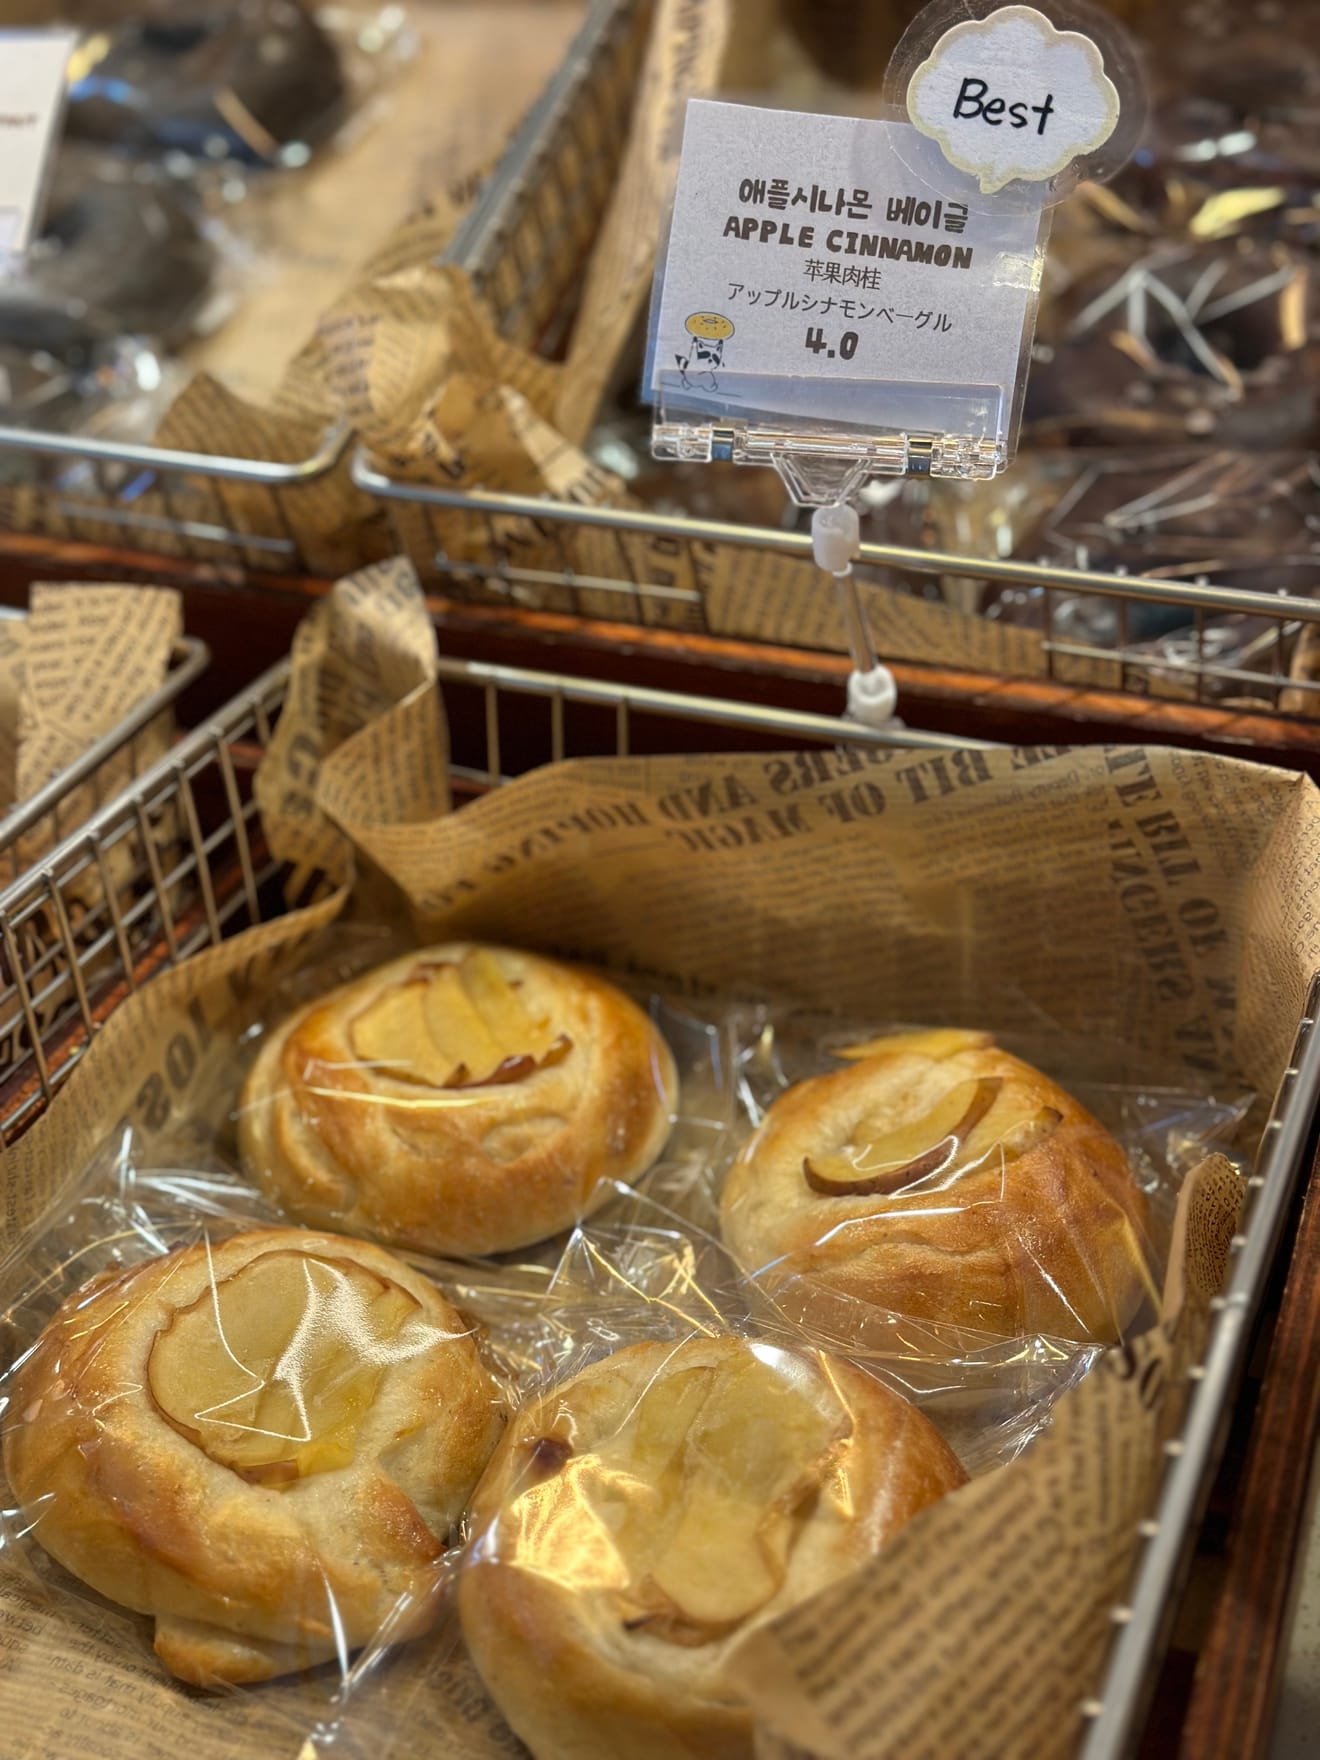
left=0, top=922, right=1252, bottom=1752
left=457, top=1331, right=969, bottom=1760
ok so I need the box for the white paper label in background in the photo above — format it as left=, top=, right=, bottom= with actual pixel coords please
left=0, top=31, right=76, bottom=268
left=649, top=99, right=1045, bottom=436
left=907, top=5, right=1119, bottom=195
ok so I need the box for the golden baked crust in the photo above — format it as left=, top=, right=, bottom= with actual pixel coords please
left=239, top=944, right=678, bottom=1257
left=4, top=1228, right=505, bottom=1684
left=459, top=1335, right=966, bottom=1760
left=720, top=1030, right=1152, bottom=1343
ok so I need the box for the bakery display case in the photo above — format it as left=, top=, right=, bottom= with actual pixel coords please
left=0, top=1, right=1318, bottom=1757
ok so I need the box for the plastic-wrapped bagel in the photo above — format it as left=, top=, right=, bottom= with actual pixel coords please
left=721, top=1028, right=1153, bottom=1344
left=459, top=1334, right=966, bottom=1760
left=240, top=943, right=679, bottom=1257
left=4, top=1228, right=505, bottom=1684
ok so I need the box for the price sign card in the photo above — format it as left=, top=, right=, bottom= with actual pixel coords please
left=0, top=30, right=76, bottom=265
left=645, top=1, right=1140, bottom=493
left=647, top=98, right=1046, bottom=462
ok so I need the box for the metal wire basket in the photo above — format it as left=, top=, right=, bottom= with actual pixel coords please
left=0, top=613, right=209, bottom=1094
left=0, top=651, right=957, bottom=1143
left=0, top=0, right=641, bottom=573
left=353, top=465, right=1320, bottom=718
left=0, top=649, right=1313, bottom=1757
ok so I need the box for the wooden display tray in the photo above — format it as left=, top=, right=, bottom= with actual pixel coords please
left=0, top=529, right=1316, bottom=1757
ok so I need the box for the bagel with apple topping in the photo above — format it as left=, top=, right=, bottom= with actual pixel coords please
left=3, top=1228, right=504, bottom=1684
left=459, top=1334, right=966, bottom=1760
left=239, top=944, right=678, bottom=1257
left=720, top=1029, right=1152, bottom=1344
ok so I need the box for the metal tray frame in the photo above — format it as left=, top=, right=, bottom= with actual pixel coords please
left=0, top=0, right=638, bottom=570
left=0, top=650, right=1314, bottom=1759
left=353, top=460, right=1320, bottom=713
left=0, top=0, right=1311, bottom=723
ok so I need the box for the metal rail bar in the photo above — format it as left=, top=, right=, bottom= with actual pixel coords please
left=351, top=456, right=1320, bottom=626
left=0, top=422, right=348, bottom=486
left=1079, top=979, right=1320, bottom=1757
left=431, top=654, right=993, bottom=752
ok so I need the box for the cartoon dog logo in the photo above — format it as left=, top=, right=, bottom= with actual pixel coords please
left=676, top=311, right=733, bottom=391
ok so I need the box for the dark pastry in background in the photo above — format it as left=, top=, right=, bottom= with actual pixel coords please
left=980, top=451, right=1320, bottom=690
left=1017, top=452, right=1320, bottom=573
left=1026, top=241, right=1319, bottom=449
left=1136, top=1, right=1320, bottom=184
left=30, top=156, right=214, bottom=347
left=0, top=294, right=138, bottom=432
left=0, top=153, right=215, bottom=431
left=66, top=0, right=346, bottom=165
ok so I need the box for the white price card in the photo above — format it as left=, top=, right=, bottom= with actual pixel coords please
left=647, top=98, right=1047, bottom=446
left=0, top=30, right=76, bottom=267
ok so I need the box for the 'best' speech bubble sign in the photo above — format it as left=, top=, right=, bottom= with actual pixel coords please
left=906, top=4, right=1119, bottom=195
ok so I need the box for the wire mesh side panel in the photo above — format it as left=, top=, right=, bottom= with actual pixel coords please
left=382, top=0, right=693, bottom=620
left=363, top=465, right=1320, bottom=720
left=386, top=489, right=718, bottom=631
left=460, top=0, right=652, bottom=354
left=1079, top=979, right=1320, bottom=1758
left=0, top=665, right=289, bottom=1142
left=0, top=651, right=966, bottom=1139
left=0, top=636, right=210, bottom=893
left=0, top=702, right=180, bottom=900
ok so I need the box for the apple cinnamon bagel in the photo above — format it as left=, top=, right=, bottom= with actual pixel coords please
left=459, top=1334, right=966, bottom=1760
left=720, top=1029, right=1152, bottom=1344
left=4, top=1229, right=504, bottom=1685
left=240, top=944, right=678, bottom=1257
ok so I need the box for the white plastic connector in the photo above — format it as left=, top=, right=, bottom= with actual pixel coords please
left=810, top=502, right=900, bottom=730
left=847, top=665, right=899, bottom=725
left=811, top=500, right=861, bottom=575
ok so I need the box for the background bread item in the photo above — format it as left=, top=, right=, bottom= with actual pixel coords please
left=66, top=0, right=347, bottom=165
left=4, top=1228, right=503, bottom=1684
left=720, top=1028, right=1153, bottom=1343
left=240, top=943, right=678, bottom=1257
left=459, top=1334, right=966, bottom=1760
